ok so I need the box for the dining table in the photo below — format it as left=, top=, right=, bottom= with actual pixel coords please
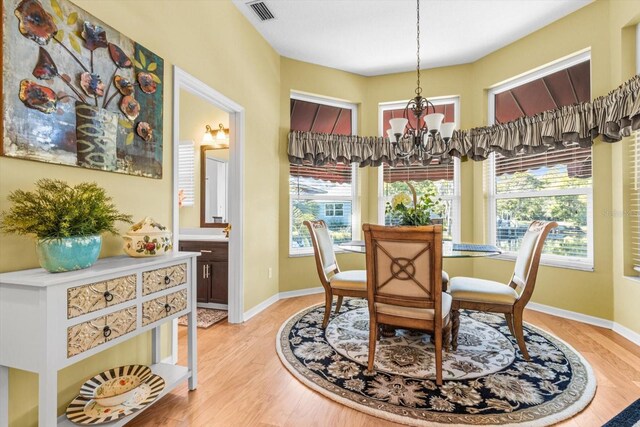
left=339, top=240, right=502, bottom=258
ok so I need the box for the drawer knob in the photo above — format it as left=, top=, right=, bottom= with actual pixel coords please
left=164, top=303, right=171, bottom=313
left=164, top=275, right=171, bottom=285
left=103, top=291, right=114, bottom=302
left=103, top=326, right=112, bottom=338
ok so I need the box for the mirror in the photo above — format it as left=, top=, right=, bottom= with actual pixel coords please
left=201, top=146, right=228, bottom=227
left=177, top=89, right=230, bottom=230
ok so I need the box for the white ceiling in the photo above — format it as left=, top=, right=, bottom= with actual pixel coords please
left=232, top=0, right=593, bottom=76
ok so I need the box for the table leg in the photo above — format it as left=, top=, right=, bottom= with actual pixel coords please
left=188, top=256, right=198, bottom=390
left=38, top=368, right=57, bottom=427
left=187, top=306, right=197, bottom=390
left=380, top=324, right=396, bottom=338
left=151, top=327, right=161, bottom=364
left=0, top=365, right=8, bottom=427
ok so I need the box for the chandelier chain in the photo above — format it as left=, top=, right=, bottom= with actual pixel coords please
left=415, top=0, right=421, bottom=97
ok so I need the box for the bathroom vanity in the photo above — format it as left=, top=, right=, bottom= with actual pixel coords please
left=179, top=237, right=228, bottom=306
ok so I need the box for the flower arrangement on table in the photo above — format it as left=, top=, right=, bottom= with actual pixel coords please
left=385, top=182, right=442, bottom=226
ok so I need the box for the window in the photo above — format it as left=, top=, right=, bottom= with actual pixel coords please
left=487, top=51, right=593, bottom=269
left=289, top=93, right=357, bottom=255
left=378, top=97, right=461, bottom=241
left=632, top=130, right=640, bottom=273
left=325, top=203, right=344, bottom=217
left=178, top=141, right=195, bottom=207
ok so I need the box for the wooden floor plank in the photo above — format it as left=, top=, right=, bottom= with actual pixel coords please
left=127, top=295, right=640, bottom=427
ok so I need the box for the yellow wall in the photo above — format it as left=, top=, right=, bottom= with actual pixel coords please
left=1, top=0, right=280, bottom=424
left=177, top=90, right=229, bottom=229
left=278, top=0, right=640, bottom=334
left=609, top=2, right=640, bottom=335
left=3, top=0, right=640, bottom=424
left=468, top=0, right=640, bottom=324
left=278, top=58, right=370, bottom=292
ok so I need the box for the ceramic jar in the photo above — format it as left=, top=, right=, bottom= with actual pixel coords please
left=123, top=217, right=173, bottom=257
left=36, top=235, right=102, bottom=272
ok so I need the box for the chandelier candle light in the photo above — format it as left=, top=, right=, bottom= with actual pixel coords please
left=388, top=0, right=456, bottom=159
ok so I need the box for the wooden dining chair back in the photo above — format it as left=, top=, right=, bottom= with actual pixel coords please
left=449, top=220, right=557, bottom=360
left=363, top=224, right=450, bottom=385
left=304, top=220, right=367, bottom=328
left=508, top=220, right=558, bottom=307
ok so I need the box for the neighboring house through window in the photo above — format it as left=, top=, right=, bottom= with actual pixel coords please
left=378, top=97, right=461, bottom=241
left=487, top=51, right=593, bottom=269
left=289, top=93, right=358, bottom=255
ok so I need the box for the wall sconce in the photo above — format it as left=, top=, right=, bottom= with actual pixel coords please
left=202, top=123, right=229, bottom=149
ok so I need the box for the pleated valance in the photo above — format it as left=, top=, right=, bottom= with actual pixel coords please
left=288, top=74, right=640, bottom=166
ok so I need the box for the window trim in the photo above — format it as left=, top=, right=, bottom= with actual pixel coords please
left=486, top=50, right=594, bottom=270
left=377, top=96, right=461, bottom=242
left=289, top=92, right=359, bottom=257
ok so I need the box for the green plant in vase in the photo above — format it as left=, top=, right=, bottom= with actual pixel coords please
left=385, top=182, right=441, bottom=226
left=0, top=179, right=132, bottom=272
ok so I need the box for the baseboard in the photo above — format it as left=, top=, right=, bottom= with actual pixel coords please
left=197, top=302, right=228, bottom=310
left=243, top=293, right=280, bottom=322
left=526, top=302, right=614, bottom=329
left=279, top=287, right=324, bottom=299
left=612, top=322, right=640, bottom=346
left=242, top=287, right=322, bottom=322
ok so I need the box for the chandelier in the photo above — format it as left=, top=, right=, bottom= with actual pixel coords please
left=388, top=0, right=456, bottom=159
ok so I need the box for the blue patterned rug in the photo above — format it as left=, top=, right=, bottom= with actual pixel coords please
left=604, top=398, right=640, bottom=427
left=276, top=298, right=596, bottom=426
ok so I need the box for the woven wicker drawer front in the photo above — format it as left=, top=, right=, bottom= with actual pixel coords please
left=67, top=305, right=137, bottom=358
left=142, top=289, right=187, bottom=326
left=142, top=263, right=187, bottom=295
left=67, top=274, right=137, bottom=318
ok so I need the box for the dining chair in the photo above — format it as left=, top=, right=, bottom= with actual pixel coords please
left=363, top=224, right=450, bottom=385
left=304, top=220, right=367, bottom=328
left=449, top=220, right=558, bottom=360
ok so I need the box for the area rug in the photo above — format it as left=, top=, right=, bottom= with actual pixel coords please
left=276, top=298, right=596, bottom=426
left=604, top=398, right=640, bottom=427
left=178, top=308, right=227, bottom=329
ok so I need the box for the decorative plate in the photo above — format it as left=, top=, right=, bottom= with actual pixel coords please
left=78, top=365, right=152, bottom=401
left=66, top=374, right=165, bottom=425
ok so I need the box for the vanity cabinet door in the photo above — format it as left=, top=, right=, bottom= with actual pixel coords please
left=209, top=261, right=228, bottom=305
left=197, top=260, right=211, bottom=303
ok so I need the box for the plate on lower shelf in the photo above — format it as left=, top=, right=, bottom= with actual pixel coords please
left=79, top=364, right=153, bottom=405
left=66, top=374, right=165, bottom=425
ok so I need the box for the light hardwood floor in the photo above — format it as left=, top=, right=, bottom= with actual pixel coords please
left=129, top=294, right=640, bottom=427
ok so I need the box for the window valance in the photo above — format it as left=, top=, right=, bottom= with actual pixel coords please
left=288, top=74, right=640, bottom=166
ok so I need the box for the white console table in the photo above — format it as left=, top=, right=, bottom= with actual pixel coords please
left=0, top=252, right=199, bottom=427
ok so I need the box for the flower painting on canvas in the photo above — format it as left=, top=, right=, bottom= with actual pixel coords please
left=2, top=0, right=164, bottom=178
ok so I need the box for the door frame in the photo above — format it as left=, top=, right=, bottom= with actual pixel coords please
left=172, top=66, right=245, bottom=335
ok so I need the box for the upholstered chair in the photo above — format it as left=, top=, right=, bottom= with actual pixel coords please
left=304, top=220, right=367, bottom=328
left=449, top=220, right=558, bottom=360
left=363, top=224, right=450, bottom=385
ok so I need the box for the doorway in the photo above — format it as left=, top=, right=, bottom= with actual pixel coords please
left=171, top=66, right=245, bottom=360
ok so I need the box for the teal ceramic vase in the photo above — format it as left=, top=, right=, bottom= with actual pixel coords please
left=35, top=235, right=102, bottom=273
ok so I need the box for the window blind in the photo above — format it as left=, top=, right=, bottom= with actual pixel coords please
left=178, top=141, right=195, bottom=207
left=290, top=164, right=353, bottom=198
left=494, top=144, right=592, bottom=193
left=289, top=163, right=355, bottom=251
left=491, top=142, right=592, bottom=263
left=632, top=131, right=640, bottom=272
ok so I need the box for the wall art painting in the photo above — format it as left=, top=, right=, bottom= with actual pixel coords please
left=2, top=0, right=164, bottom=178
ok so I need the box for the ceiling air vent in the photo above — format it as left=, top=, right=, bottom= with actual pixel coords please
left=248, top=1, right=275, bottom=21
